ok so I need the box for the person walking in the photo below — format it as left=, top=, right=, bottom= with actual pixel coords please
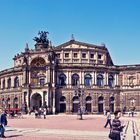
left=109, top=110, right=125, bottom=140
left=104, top=110, right=112, bottom=128
left=43, top=108, right=47, bottom=119
left=0, top=110, right=8, bottom=138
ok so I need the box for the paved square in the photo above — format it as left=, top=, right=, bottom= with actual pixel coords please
left=4, top=114, right=140, bottom=140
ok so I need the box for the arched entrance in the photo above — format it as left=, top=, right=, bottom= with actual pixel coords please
left=72, top=96, right=79, bottom=113
left=31, top=93, right=42, bottom=110
left=109, top=97, right=115, bottom=113
left=86, top=96, right=92, bottom=113
left=59, top=96, right=66, bottom=113
left=98, top=96, right=104, bottom=113
left=13, top=97, right=18, bottom=108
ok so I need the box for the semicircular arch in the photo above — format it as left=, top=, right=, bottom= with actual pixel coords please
left=30, top=57, right=46, bottom=67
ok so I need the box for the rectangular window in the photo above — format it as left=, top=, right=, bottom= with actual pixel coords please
left=65, top=53, right=69, bottom=58
left=98, top=54, right=102, bottom=59
left=90, top=53, right=94, bottom=58
left=73, top=53, right=78, bottom=58
left=56, top=53, right=60, bottom=58
left=82, top=53, right=86, bottom=58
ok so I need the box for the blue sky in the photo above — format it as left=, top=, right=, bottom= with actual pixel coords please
left=0, top=0, right=140, bottom=70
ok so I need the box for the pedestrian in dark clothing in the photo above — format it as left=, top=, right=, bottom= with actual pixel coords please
left=104, top=110, right=112, bottom=128
left=0, top=110, right=8, bottom=138
left=109, top=110, right=125, bottom=140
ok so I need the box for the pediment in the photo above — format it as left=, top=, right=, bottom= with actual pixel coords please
left=64, top=44, right=88, bottom=49
left=55, top=40, right=105, bottom=50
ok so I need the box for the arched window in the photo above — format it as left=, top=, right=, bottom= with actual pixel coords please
left=2, top=79, right=5, bottom=89
left=108, top=75, right=114, bottom=87
left=72, top=74, right=79, bottom=86
left=84, top=74, right=92, bottom=86
left=14, top=77, right=19, bottom=88
left=59, top=74, right=66, bottom=86
left=97, top=74, right=103, bottom=87
left=7, top=78, right=11, bottom=89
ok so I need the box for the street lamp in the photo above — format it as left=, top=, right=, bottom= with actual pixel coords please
left=48, top=51, right=56, bottom=114
left=75, top=87, right=84, bottom=120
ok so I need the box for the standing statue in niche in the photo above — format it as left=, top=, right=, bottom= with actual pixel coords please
left=33, top=31, right=49, bottom=45
left=23, top=56, right=28, bottom=66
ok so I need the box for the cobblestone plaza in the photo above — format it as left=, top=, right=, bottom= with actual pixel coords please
left=3, top=114, right=140, bottom=140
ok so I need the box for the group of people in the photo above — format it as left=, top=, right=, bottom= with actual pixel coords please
left=34, top=108, right=48, bottom=119
left=104, top=110, right=125, bottom=140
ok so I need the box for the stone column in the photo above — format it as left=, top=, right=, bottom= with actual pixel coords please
left=69, top=71, right=72, bottom=88
left=115, top=74, right=118, bottom=86
left=52, top=91, right=56, bottom=114
left=94, top=71, right=97, bottom=85
left=103, top=73, right=106, bottom=86
left=66, top=71, right=69, bottom=87
left=62, top=50, right=64, bottom=63
left=52, top=67, right=55, bottom=87
left=122, top=74, right=124, bottom=85
left=79, top=50, right=81, bottom=63
left=68, top=71, right=70, bottom=87
left=106, top=73, right=108, bottom=86
left=81, top=71, right=84, bottom=86
left=5, top=77, right=8, bottom=89
left=91, top=72, right=94, bottom=85
left=11, top=76, right=14, bottom=88
left=116, top=74, right=119, bottom=86
left=28, top=71, right=31, bottom=84
left=95, top=52, right=98, bottom=64
left=88, top=51, right=90, bottom=63
left=22, top=69, right=26, bottom=85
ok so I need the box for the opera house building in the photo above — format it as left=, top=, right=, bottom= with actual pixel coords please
left=0, top=31, right=139, bottom=114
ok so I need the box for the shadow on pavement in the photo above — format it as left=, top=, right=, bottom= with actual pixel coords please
left=6, top=134, right=23, bottom=138
left=6, top=129, right=17, bottom=132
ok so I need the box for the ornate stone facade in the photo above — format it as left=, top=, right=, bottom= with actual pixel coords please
left=0, top=33, right=140, bottom=114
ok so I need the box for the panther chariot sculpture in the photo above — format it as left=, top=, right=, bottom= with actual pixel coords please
left=33, top=31, right=49, bottom=45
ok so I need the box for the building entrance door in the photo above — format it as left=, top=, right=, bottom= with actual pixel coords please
left=60, top=103, right=66, bottom=113
left=31, top=93, right=42, bottom=110
left=59, top=96, right=66, bottom=113
left=109, top=97, right=115, bottom=113
left=72, top=96, right=79, bottom=113
left=85, top=96, right=92, bottom=113
left=98, top=96, right=104, bottom=113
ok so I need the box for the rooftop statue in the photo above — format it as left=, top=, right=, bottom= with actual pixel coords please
left=33, top=31, right=49, bottom=44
